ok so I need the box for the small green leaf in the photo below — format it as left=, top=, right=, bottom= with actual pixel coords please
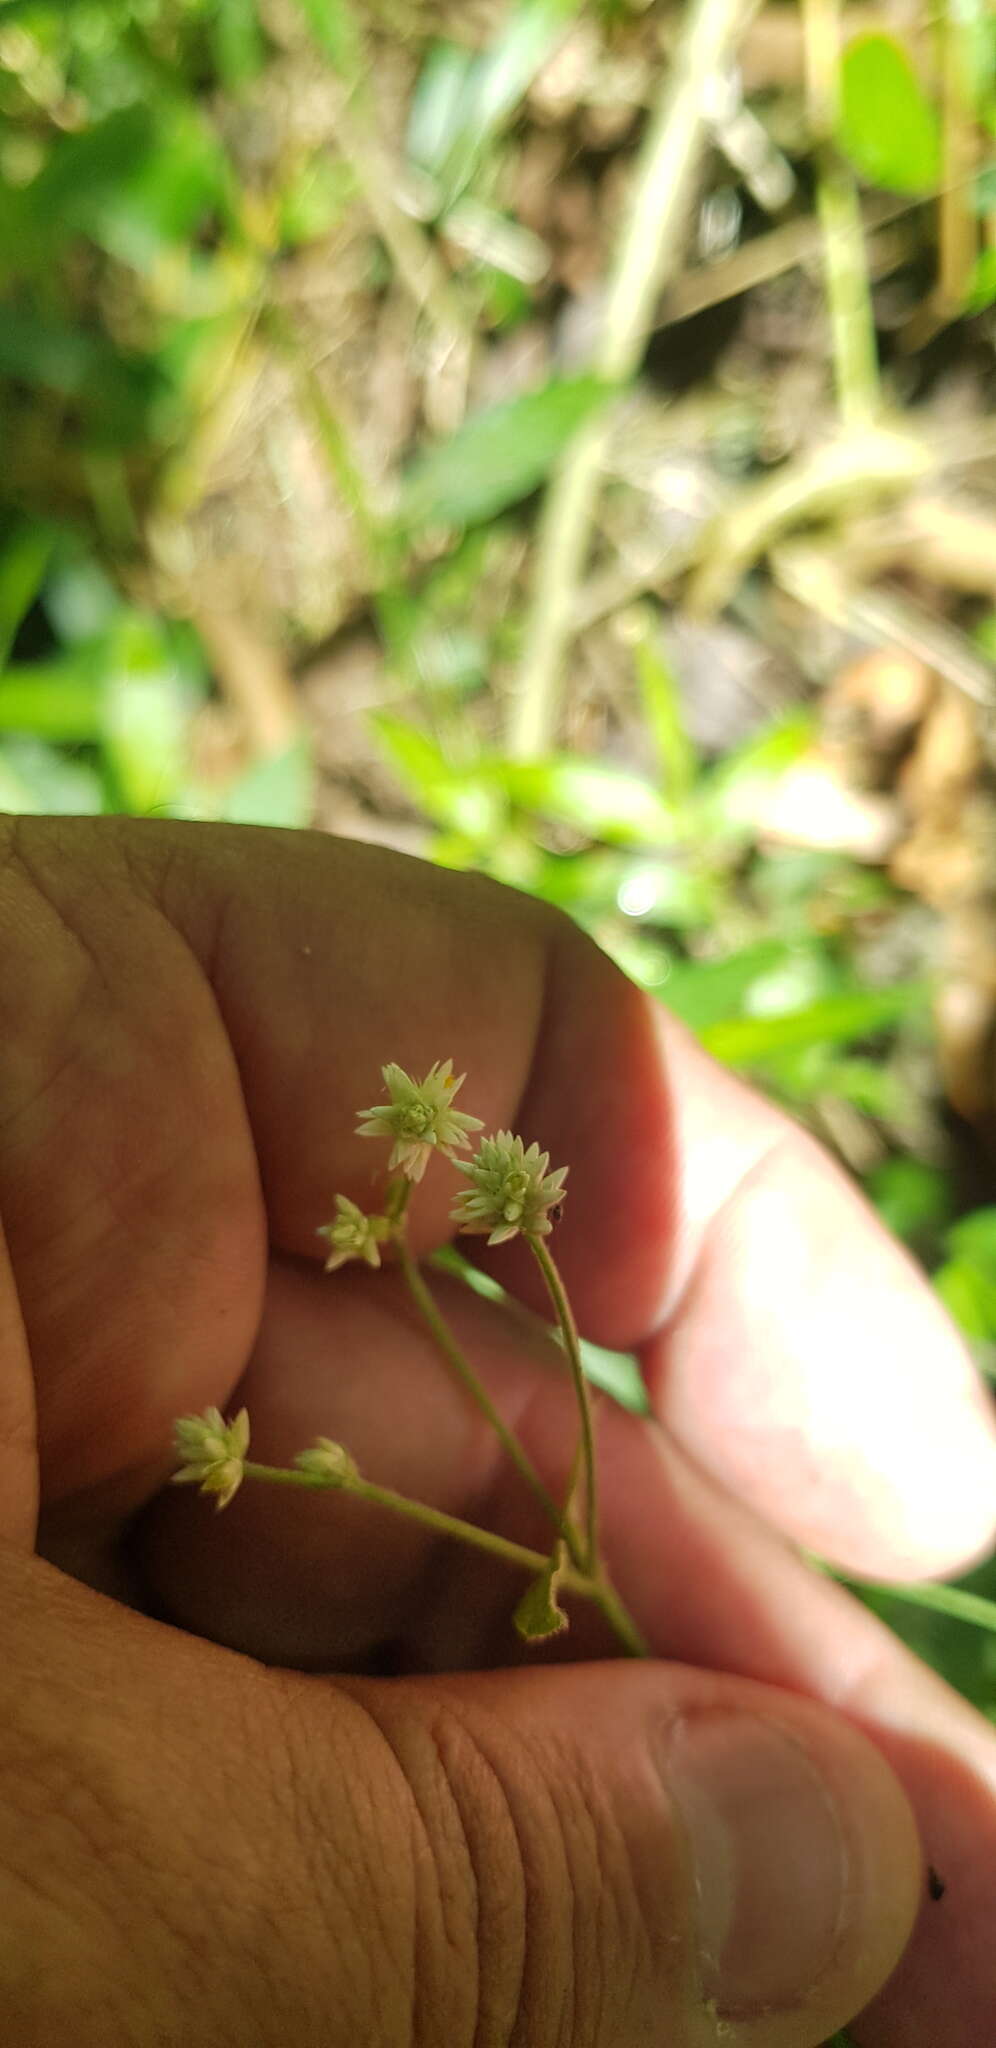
left=578, top=1340, right=649, bottom=1413
left=500, top=755, right=675, bottom=845
left=838, top=35, right=941, bottom=194
left=632, top=624, right=698, bottom=807
left=397, top=376, right=612, bottom=530
left=700, top=983, right=928, bottom=1065
left=964, top=248, right=996, bottom=314
left=409, top=1, right=581, bottom=204
left=660, top=940, right=809, bottom=1033
left=220, top=740, right=314, bottom=828
left=372, top=713, right=507, bottom=839
left=514, top=1543, right=570, bottom=1644
left=0, top=737, right=103, bottom=815
left=0, top=654, right=104, bottom=743
left=942, top=1207, right=996, bottom=1275
left=866, top=1158, right=953, bottom=1250
left=0, top=520, right=57, bottom=671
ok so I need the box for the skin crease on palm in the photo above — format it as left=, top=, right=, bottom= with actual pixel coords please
left=1, top=818, right=996, bottom=2045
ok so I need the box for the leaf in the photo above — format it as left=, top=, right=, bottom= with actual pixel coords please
left=99, top=613, right=202, bottom=814
left=219, top=740, right=314, bottom=828
left=696, top=712, right=813, bottom=835
left=866, top=1158, right=953, bottom=1251
left=633, top=625, right=698, bottom=807
left=0, top=520, right=57, bottom=670
left=500, top=755, right=675, bottom=845
left=942, top=1207, right=996, bottom=1275
left=514, top=1543, right=570, bottom=1644
left=293, top=0, right=363, bottom=77
left=0, top=737, right=103, bottom=815
left=372, top=714, right=507, bottom=839
left=577, top=1340, right=649, bottom=1414
left=659, top=940, right=808, bottom=1033
left=964, top=249, right=996, bottom=315
left=700, top=983, right=928, bottom=1065
left=838, top=35, right=941, bottom=195
left=397, top=376, right=612, bottom=530
left=409, top=0, right=581, bottom=205
left=858, top=1578, right=996, bottom=1640
left=0, top=653, right=105, bottom=743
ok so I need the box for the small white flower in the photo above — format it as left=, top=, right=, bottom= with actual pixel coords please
left=451, top=1131, right=568, bottom=1246
left=294, top=1438, right=360, bottom=1486
left=172, top=1406, right=250, bottom=1512
left=356, top=1059, right=483, bottom=1183
left=317, top=1195, right=389, bottom=1272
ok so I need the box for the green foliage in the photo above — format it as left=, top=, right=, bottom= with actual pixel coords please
left=838, top=34, right=941, bottom=194
left=408, top=0, right=580, bottom=210
left=396, top=376, right=612, bottom=530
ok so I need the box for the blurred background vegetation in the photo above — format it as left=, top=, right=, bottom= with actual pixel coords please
left=2, top=0, right=996, bottom=1756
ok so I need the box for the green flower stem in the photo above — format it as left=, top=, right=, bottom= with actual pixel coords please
left=242, top=1460, right=565, bottom=1574
left=527, top=1235, right=599, bottom=1575
left=240, top=1459, right=647, bottom=1657
left=394, top=1228, right=585, bottom=1571
left=591, top=1575, right=650, bottom=1661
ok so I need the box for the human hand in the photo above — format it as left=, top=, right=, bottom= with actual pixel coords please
left=1, top=815, right=994, bottom=2046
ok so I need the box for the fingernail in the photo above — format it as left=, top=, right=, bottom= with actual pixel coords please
left=666, top=1709, right=849, bottom=2016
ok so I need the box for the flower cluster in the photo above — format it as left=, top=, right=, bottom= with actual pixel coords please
left=451, top=1131, right=568, bottom=1246
left=356, top=1059, right=482, bottom=1183
left=294, top=1437, right=359, bottom=1485
left=317, top=1195, right=389, bottom=1272
left=172, top=1406, right=249, bottom=1511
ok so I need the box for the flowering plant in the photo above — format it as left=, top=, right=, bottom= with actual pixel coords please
left=173, top=1060, right=645, bottom=1656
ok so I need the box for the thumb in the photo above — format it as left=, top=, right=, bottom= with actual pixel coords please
left=0, top=1545, right=917, bottom=2048
left=310, top=1660, right=920, bottom=2048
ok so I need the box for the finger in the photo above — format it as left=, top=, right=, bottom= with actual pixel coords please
left=4, top=816, right=994, bottom=1581
left=0, top=1541, right=918, bottom=2048
left=0, top=1215, right=36, bottom=1549
left=638, top=1013, right=996, bottom=1580
left=591, top=1405, right=996, bottom=2048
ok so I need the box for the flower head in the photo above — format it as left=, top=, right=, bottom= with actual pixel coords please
left=172, top=1405, right=250, bottom=1512
left=451, top=1131, right=568, bottom=1246
left=294, top=1437, right=360, bottom=1486
left=317, top=1195, right=389, bottom=1272
left=356, top=1059, right=483, bottom=1183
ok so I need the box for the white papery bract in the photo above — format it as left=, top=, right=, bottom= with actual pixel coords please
left=318, top=1195, right=389, bottom=1271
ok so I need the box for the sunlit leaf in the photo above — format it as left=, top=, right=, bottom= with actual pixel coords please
left=372, top=713, right=508, bottom=839
left=659, top=940, right=808, bottom=1032
left=500, top=755, right=675, bottom=845
left=0, top=520, right=57, bottom=670
left=700, top=982, right=928, bottom=1064
left=409, top=0, right=581, bottom=204
left=0, top=737, right=102, bottom=815
left=220, top=740, right=314, bottom=828
left=0, top=653, right=104, bottom=742
left=838, top=35, right=941, bottom=194
left=633, top=624, right=698, bottom=807
left=397, top=376, right=612, bottom=530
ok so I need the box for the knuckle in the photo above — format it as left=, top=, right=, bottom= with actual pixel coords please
left=389, top=1690, right=655, bottom=2048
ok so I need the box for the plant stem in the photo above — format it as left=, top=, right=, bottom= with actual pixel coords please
left=243, top=1460, right=571, bottom=1577
left=801, top=0, right=880, bottom=424
left=591, top=1575, right=650, bottom=1660
left=507, top=0, right=750, bottom=759
left=395, top=1230, right=585, bottom=1569
left=240, top=1459, right=646, bottom=1654
left=527, top=1235, right=599, bottom=1574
